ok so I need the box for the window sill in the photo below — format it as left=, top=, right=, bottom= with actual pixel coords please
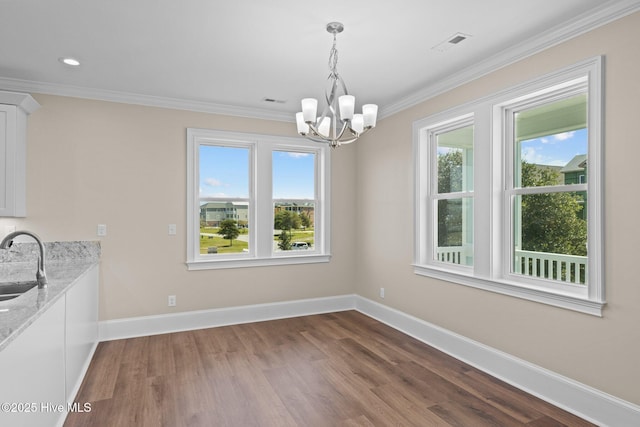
left=187, top=254, right=331, bottom=270
left=413, top=264, right=605, bottom=316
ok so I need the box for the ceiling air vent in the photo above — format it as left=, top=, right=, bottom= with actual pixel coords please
left=432, top=32, right=471, bottom=52
left=262, top=97, right=286, bottom=104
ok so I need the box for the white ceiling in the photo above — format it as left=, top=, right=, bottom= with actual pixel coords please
left=0, top=0, right=638, bottom=121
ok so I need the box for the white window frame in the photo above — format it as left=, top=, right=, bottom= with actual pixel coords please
left=187, top=128, right=331, bottom=270
left=414, top=57, right=604, bottom=316
left=417, top=113, right=475, bottom=275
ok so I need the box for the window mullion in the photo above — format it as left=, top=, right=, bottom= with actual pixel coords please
left=473, top=106, right=493, bottom=279
left=255, top=142, right=273, bottom=258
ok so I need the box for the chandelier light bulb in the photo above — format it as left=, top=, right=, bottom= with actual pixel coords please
left=352, top=114, right=364, bottom=134
left=362, top=104, right=378, bottom=128
left=301, top=98, right=318, bottom=123
left=317, top=116, right=331, bottom=137
left=296, top=112, right=310, bottom=134
left=338, top=95, right=355, bottom=121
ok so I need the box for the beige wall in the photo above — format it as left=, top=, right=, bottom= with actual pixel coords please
left=0, top=96, right=357, bottom=321
left=1, top=10, right=638, bottom=408
left=356, top=12, right=640, bottom=405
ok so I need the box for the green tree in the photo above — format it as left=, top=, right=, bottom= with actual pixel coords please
left=438, top=150, right=463, bottom=193
left=299, top=211, right=311, bottom=229
left=520, top=162, right=587, bottom=256
left=278, top=229, right=292, bottom=251
left=218, top=219, right=240, bottom=247
left=437, top=151, right=463, bottom=246
left=274, top=210, right=301, bottom=250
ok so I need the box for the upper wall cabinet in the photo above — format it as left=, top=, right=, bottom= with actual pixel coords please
left=0, top=91, right=40, bottom=217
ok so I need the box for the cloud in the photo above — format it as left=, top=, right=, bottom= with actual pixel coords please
left=286, top=152, right=310, bottom=159
left=554, top=131, right=576, bottom=141
left=522, top=146, right=543, bottom=164
left=199, top=188, right=229, bottom=197
left=204, top=177, right=223, bottom=187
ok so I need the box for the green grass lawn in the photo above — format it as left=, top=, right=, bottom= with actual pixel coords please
left=200, top=227, right=248, bottom=254
left=280, top=230, right=315, bottom=245
left=200, top=227, right=314, bottom=254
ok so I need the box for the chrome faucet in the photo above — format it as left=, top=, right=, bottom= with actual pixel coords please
left=0, top=230, right=48, bottom=288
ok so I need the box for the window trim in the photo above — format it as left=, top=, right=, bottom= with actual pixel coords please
left=413, top=56, right=604, bottom=316
left=421, top=113, right=475, bottom=274
left=186, top=128, right=331, bottom=270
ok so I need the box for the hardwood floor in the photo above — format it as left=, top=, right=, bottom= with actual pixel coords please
left=64, top=311, right=595, bottom=426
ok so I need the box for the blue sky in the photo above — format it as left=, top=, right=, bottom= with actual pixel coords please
left=520, top=128, right=587, bottom=166
left=199, top=146, right=315, bottom=199
left=272, top=151, right=315, bottom=199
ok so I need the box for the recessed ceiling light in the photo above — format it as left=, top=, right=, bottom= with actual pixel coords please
left=59, top=57, right=81, bottom=67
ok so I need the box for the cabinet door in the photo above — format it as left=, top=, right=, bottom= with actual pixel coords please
left=0, top=104, right=19, bottom=216
left=0, top=297, right=66, bottom=427
left=65, top=265, right=99, bottom=403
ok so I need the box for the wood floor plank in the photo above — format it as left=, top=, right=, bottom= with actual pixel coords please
left=72, top=339, right=126, bottom=402
left=64, top=311, right=595, bottom=427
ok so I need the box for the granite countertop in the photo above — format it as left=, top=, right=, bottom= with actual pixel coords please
left=0, top=241, right=100, bottom=352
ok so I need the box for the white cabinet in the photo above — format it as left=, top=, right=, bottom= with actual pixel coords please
left=0, top=297, right=66, bottom=427
left=0, top=264, right=99, bottom=427
left=65, top=265, right=99, bottom=403
left=0, top=91, right=40, bottom=217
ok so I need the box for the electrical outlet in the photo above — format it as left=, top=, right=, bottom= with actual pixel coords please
left=168, top=224, right=177, bottom=235
left=168, top=295, right=176, bottom=307
left=97, top=224, right=107, bottom=236
left=380, top=287, right=385, bottom=298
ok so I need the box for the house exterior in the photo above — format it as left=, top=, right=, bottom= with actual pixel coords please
left=200, top=202, right=248, bottom=227
left=561, top=154, right=587, bottom=184
left=274, top=202, right=315, bottom=225
left=561, top=154, right=587, bottom=220
left=200, top=202, right=314, bottom=228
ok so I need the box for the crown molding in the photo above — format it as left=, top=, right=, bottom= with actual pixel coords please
left=0, top=76, right=294, bottom=123
left=379, top=0, right=640, bottom=119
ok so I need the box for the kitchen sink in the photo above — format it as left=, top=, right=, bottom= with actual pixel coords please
left=0, top=281, right=38, bottom=302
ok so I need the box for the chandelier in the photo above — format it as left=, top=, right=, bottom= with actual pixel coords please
left=296, top=22, right=378, bottom=148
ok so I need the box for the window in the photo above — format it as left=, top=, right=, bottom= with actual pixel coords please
left=423, top=117, right=474, bottom=268
left=273, top=150, right=317, bottom=253
left=414, top=57, right=604, bottom=315
left=187, top=129, right=330, bottom=269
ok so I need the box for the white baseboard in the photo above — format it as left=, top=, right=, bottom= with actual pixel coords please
left=98, top=294, right=356, bottom=341
left=354, top=295, right=640, bottom=427
left=98, top=294, right=640, bottom=426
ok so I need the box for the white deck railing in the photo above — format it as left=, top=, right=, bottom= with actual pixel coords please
left=436, top=246, right=465, bottom=264
left=437, top=246, right=587, bottom=284
left=514, top=249, right=587, bottom=284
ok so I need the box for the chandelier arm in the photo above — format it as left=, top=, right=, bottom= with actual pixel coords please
left=325, top=75, right=338, bottom=112
left=334, top=119, right=350, bottom=141
left=336, top=74, right=348, bottom=97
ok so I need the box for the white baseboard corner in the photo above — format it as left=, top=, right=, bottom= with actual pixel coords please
left=98, top=294, right=356, bottom=342
left=354, top=295, right=640, bottom=427
left=98, top=293, right=640, bottom=427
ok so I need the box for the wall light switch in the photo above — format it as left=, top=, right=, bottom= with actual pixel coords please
left=168, top=224, right=177, bottom=235
left=97, top=224, right=107, bottom=237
